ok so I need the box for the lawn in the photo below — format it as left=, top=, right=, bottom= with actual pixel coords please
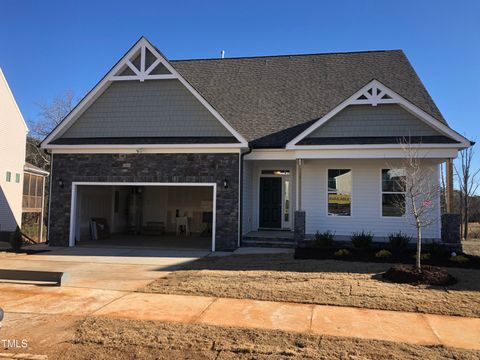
left=142, top=254, right=480, bottom=318
left=50, top=317, right=478, bottom=359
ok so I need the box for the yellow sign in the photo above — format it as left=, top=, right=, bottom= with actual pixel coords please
left=328, top=194, right=351, bottom=204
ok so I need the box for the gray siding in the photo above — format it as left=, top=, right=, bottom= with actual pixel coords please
left=307, top=104, right=443, bottom=138
left=59, top=80, right=232, bottom=139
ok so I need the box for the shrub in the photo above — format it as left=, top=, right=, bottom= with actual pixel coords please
left=424, top=241, right=445, bottom=256
left=450, top=254, right=469, bottom=264
left=375, top=249, right=392, bottom=258
left=9, top=226, right=23, bottom=252
left=334, top=249, right=350, bottom=257
left=313, top=230, right=335, bottom=248
left=414, top=253, right=431, bottom=261
left=351, top=231, right=373, bottom=249
left=388, top=232, right=412, bottom=253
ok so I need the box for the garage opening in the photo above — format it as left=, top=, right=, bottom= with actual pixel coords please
left=70, top=183, right=215, bottom=251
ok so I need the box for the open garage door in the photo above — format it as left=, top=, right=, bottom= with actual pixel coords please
left=69, top=182, right=216, bottom=251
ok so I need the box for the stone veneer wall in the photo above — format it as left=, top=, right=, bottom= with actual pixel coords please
left=49, top=153, right=239, bottom=251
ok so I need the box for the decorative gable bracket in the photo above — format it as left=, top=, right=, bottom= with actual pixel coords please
left=108, top=42, right=177, bottom=82
left=285, top=79, right=471, bottom=149
left=351, top=83, right=395, bottom=106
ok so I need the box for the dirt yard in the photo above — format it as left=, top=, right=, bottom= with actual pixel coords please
left=17, top=316, right=477, bottom=360
left=468, top=222, right=480, bottom=240
left=142, top=254, right=480, bottom=318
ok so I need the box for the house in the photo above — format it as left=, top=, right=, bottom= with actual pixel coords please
left=22, top=163, right=49, bottom=242
left=0, top=68, right=28, bottom=241
left=40, top=37, right=470, bottom=251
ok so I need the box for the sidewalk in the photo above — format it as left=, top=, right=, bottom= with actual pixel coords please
left=1, top=283, right=479, bottom=350
left=90, top=292, right=480, bottom=350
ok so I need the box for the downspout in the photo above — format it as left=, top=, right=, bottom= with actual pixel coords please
left=46, top=152, right=53, bottom=245
left=238, top=146, right=252, bottom=247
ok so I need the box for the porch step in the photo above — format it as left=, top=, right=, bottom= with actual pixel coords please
left=241, top=238, right=296, bottom=248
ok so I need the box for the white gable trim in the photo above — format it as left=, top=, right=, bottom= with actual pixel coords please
left=286, top=80, right=470, bottom=149
left=41, top=37, right=248, bottom=148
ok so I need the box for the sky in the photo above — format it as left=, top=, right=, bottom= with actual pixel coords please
left=1, top=0, right=479, bottom=168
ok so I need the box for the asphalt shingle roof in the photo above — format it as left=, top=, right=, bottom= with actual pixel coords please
left=171, top=50, right=446, bottom=148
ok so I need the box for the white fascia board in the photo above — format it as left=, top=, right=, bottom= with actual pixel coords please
left=294, top=148, right=459, bottom=159
left=244, top=149, right=297, bottom=160
left=41, top=37, right=248, bottom=148
left=24, top=166, right=50, bottom=176
left=244, top=147, right=458, bottom=160
left=49, top=145, right=242, bottom=154
left=286, top=79, right=470, bottom=149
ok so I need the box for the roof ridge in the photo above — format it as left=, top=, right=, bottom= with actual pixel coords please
left=170, top=49, right=404, bottom=62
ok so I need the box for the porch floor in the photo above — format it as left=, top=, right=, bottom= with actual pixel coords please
left=77, top=233, right=211, bottom=250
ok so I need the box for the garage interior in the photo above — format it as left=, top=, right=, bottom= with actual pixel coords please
left=74, top=185, right=213, bottom=250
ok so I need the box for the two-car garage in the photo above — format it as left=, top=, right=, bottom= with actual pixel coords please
left=69, top=182, right=216, bottom=251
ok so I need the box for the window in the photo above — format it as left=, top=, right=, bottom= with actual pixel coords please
left=327, top=169, right=352, bottom=216
left=261, top=169, right=290, bottom=176
left=15, top=173, right=20, bottom=183
left=284, top=180, right=290, bottom=222
left=382, top=169, right=406, bottom=217
left=6, top=171, right=11, bottom=182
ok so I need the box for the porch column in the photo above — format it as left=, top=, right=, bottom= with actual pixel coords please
left=445, top=158, right=454, bottom=213
left=296, top=159, right=303, bottom=210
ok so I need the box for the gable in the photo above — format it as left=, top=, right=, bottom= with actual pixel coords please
left=306, top=104, right=443, bottom=138
left=42, top=37, right=247, bottom=148
left=59, top=80, right=233, bottom=139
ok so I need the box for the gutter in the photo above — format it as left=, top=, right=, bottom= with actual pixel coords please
left=238, top=146, right=252, bottom=247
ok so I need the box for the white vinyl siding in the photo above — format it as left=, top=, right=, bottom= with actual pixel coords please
left=0, top=69, right=27, bottom=232
left=302, top=159, right=440, bottom=241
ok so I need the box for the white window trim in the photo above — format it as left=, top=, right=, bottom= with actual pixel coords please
left=69, top=182, right=217, bottom=252
left=286, top=79, right=470, bottom=149
left=41, top=37, right=248, bottom=149
left=326, top=168, right=353, bottom=217
left=380, top=168, right=406, bottom=218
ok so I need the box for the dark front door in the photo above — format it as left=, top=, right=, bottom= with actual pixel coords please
left=259, top=177, right=282, bottom=229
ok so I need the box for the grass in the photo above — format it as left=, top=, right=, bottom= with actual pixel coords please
left=142, top=254, right=480, bottom=318
left=51, top=317, right=479, bottom=359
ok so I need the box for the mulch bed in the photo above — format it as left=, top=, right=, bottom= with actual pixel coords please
left=295, top=246, right=480, bottom=269
left=383, top=264, right=457, bottom=286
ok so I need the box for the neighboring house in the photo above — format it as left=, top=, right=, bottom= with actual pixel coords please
left=0, top=68, right=28, bottom=241
left=40, top=37, right=470, bottom=251
left=22, top=163, right=49, bottom=242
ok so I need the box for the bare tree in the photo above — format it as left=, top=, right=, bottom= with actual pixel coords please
left=26, top=91, right=76, bottom=169
left=392, top=141, right=441, bottom=271
left=29, top=90, right=75, bottom=139
left=454, top=144, right=480, bottom=240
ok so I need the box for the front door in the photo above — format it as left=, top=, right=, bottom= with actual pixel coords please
left=259, top=177, right=282, bottom=229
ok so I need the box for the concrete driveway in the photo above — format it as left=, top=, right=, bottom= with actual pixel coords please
left=0, top=246, right=209, bottom=291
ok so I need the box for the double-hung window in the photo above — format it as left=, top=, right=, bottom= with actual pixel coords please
left=382, top=169, right=406, bottom=217
left=6, top=171, right=11, bottom=182
left=327, top=169, right=352, bottom=216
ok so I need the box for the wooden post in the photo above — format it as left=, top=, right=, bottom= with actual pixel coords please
left=446, top=158, right=454, bottom=213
